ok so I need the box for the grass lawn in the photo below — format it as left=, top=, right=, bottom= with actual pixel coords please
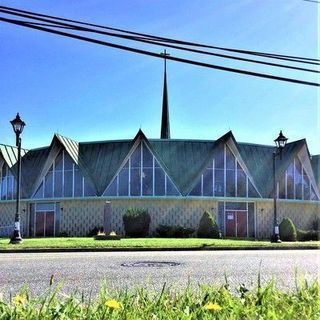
left=0, top=237, right=319, bottom=250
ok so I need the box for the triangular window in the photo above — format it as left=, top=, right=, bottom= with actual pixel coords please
left=33, top=150, right=95, bottom=198
left=104, top=142, right=180, bottom=197
left=280, top=157, right=318, bottom=201
left=189, top=144, right=260, bottom=198
left=0, top=163, right=16, bottom=200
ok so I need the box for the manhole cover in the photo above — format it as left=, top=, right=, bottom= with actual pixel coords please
left=121, top=261, right=181, bottom=268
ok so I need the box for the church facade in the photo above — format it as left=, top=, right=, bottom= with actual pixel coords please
left=1, top=62, right=319, bottom=239
left=0, top=129, right=319, bottom=239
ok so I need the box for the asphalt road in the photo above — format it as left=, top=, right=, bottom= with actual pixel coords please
left=0, top=250, right=319, bottom=299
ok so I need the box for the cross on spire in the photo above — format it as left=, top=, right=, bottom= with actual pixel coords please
left=160, top=49, right=171, bottom=139
left=160, top=49, right=170, bottom=74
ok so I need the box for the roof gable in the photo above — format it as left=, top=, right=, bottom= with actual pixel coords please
left=78, top=131, right=147, bottom=195
left=150, top=138, right=217, bottom=195
left=238, top=139, right=306, bottom=197
left=0, top=144, right=27, bottom=169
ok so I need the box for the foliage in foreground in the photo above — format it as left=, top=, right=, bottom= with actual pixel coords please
left=0, top=278, right=319, bottom=320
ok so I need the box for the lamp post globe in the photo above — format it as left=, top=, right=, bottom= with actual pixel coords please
left=272, top=130, right=288, bottom=243
left=9, top=113, right=26, bottom=244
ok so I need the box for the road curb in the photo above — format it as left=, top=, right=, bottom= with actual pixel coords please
left=0, top=246, right=318, bottom=254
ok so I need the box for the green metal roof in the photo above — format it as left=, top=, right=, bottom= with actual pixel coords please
left=79, top=140, right=133, bottom=195
left=1, top=131, right=318, bottom=199
left=20, top=147, right=51, bottom=198
left=0, top=144, right=27, bottom=168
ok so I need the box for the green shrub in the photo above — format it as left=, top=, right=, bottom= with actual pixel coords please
left=156, top=225, right=194, bottom=238
left=123, top=207, right=150, bottom=237
left=297, top=229, right=319, bottom=241
left=197, top=211, right=220, bottom=238
left=279, top=218, right=297, bottom=241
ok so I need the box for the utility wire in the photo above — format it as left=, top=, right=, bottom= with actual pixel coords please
left=2, top=11, right=317, bottom=74
left=302, top=0, right=320, bottom=4
left=1, top=16, right=318, bottom=87
left=1, top=5, right=319, bottom=64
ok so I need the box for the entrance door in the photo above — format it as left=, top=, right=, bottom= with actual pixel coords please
left=236, top=211, right=247, bottom=237
left=226, top=211, right=236, bottom=237
left=225, top=210, right=247, bottom=237
left=35, top=210, right=55, bottom=237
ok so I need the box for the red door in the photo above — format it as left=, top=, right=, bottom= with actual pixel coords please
left=236, top=211, right=247, bottom=237
left=45, top=211, right=55, bottom=237
left=35, top=211, right=55, bottom=237
left=226, top=211, right=236, bottom=237
left=35, top=212, right=45, bottom=237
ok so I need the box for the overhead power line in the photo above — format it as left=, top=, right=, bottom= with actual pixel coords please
left=1, top=5, right=319, bottom=65
left=0, top=6, right=319, bottom=87
left=2, top=11, right=317, bottom=74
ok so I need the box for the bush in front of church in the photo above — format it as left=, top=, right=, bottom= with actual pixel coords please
left=197, top=211, right=220, bottom=238
left=279, top=217, right=297, bottom=241
left=123, top=207, right=151, bottom=237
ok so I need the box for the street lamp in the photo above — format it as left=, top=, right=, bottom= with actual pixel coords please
left=272, top=130, right=288, bottom=243
left=10, top=113, right=26, bottom=244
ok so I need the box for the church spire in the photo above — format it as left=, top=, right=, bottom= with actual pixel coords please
left=160, top=49, right=170, bottom=139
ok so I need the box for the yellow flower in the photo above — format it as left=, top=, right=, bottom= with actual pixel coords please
left=13, top=294, right=27, bottom=306
left=204, top=302, right=222, bottom=312
left=105, top=299, right=121, bottom=310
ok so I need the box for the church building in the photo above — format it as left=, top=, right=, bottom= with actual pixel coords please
left=0, top=60, right=319, bottom=239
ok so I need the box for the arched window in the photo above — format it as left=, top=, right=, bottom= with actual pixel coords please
left=33, top=150, right=95, bottom=198
left=104, top=142, right=180, bottom=197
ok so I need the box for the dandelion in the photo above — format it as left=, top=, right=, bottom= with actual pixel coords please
left=105, top=299, right=121, bottom=310
left=13, top=294, right=27, bottom=306
left=203, top=302, right=222, bottom=312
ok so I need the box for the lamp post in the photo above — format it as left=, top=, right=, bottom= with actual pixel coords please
left=10, top=113, right=26, bottom=244
left=272, top=130, right=288, bottom=243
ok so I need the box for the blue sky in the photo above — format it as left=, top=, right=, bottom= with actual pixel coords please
left=1, top=0, right=319, bottom=154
